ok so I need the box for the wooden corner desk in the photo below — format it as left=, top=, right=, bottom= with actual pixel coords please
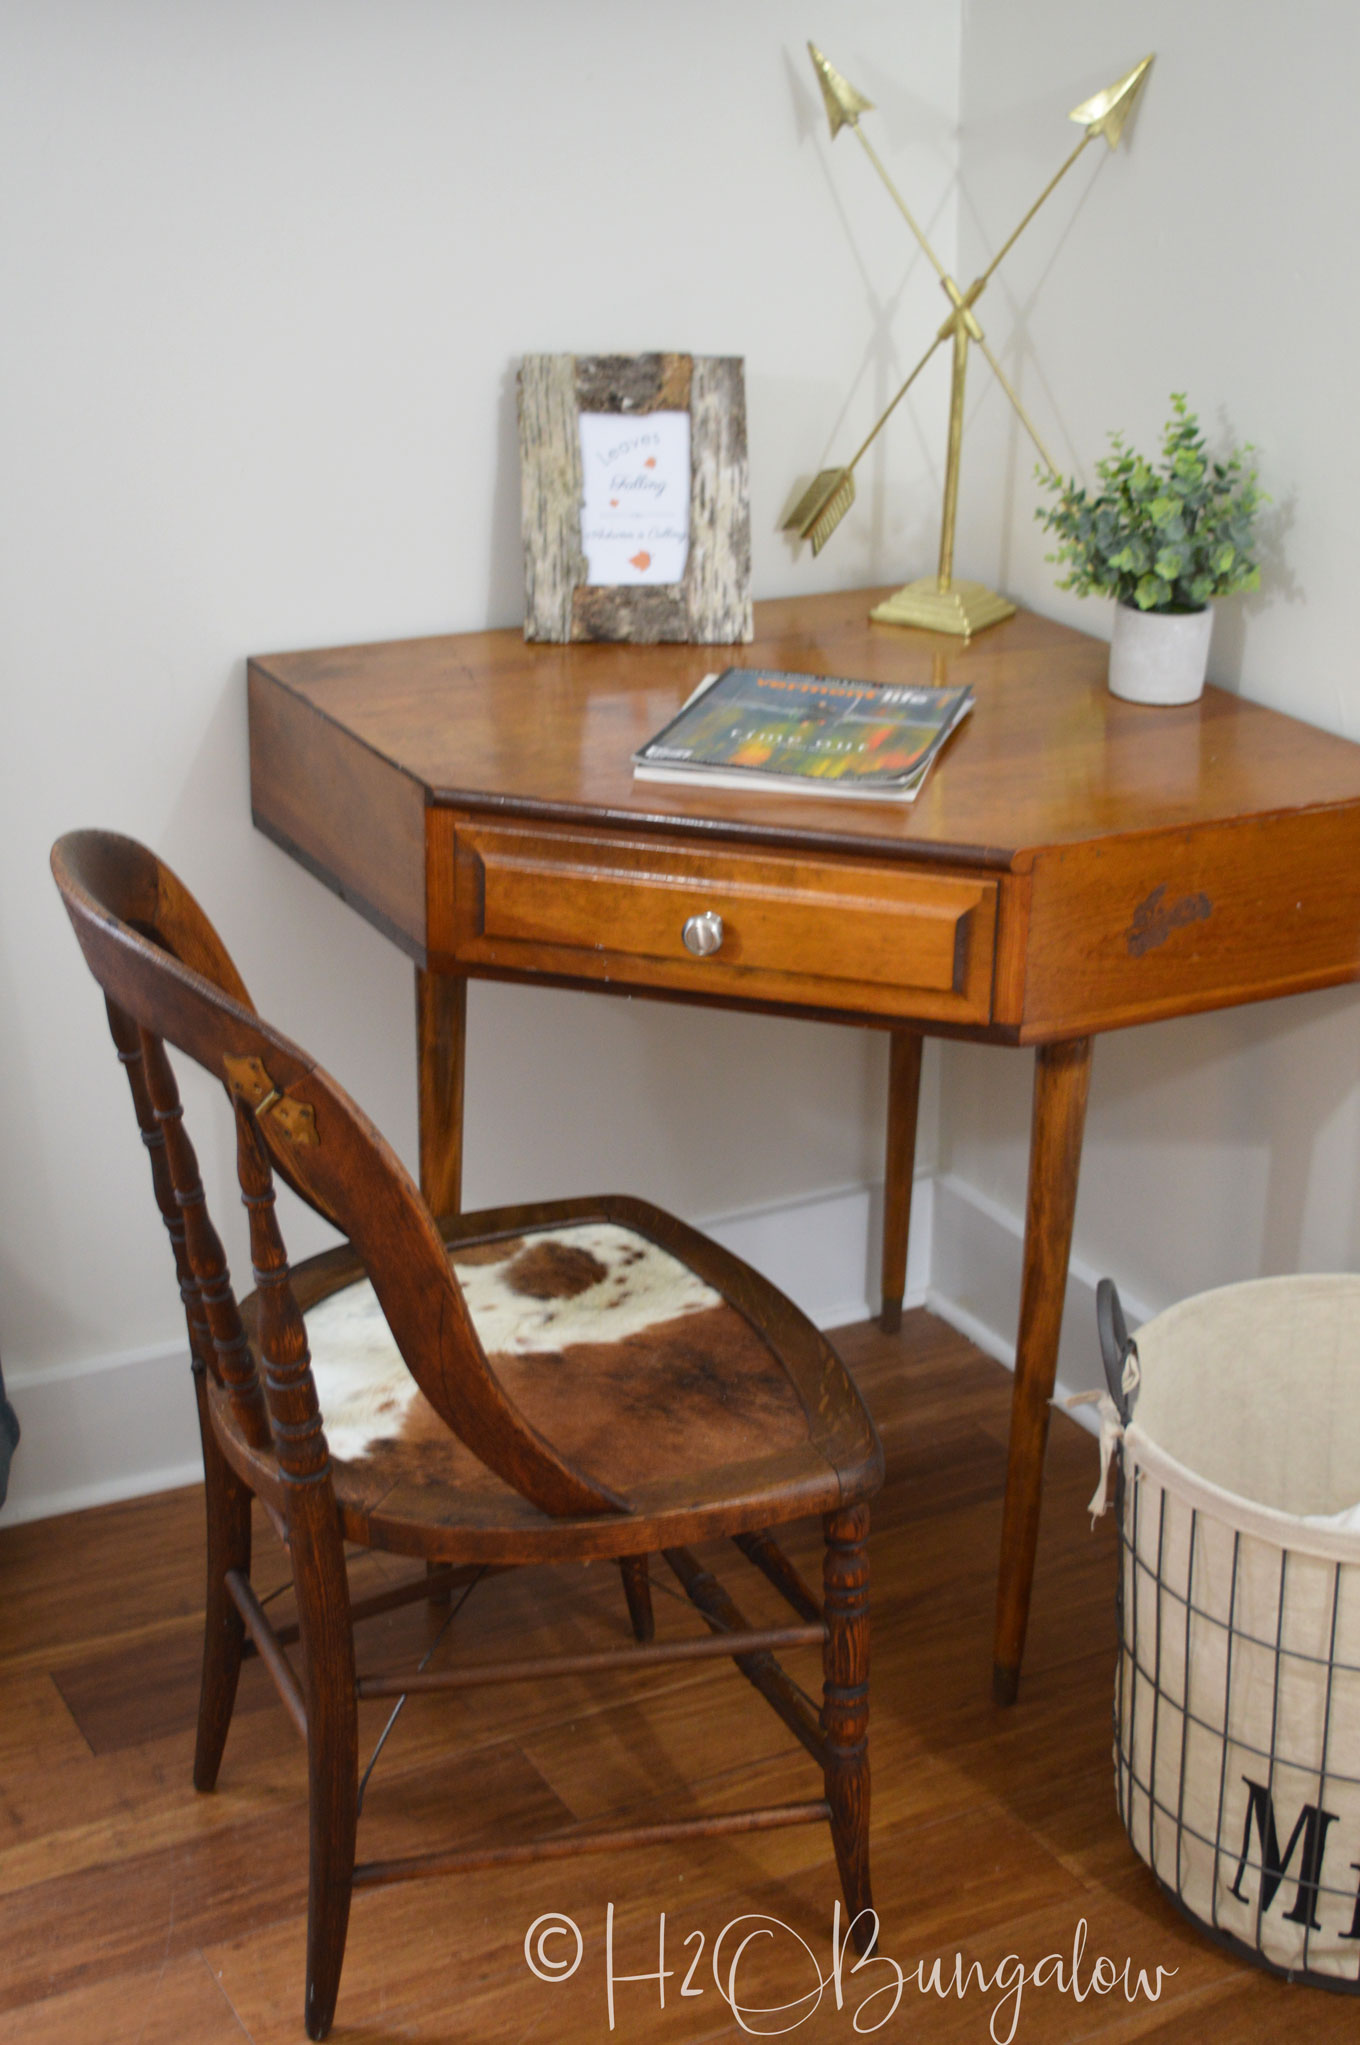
left=248, top=589, right=1360, bottom=1703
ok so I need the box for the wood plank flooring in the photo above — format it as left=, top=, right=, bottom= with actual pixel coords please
left=0, top=1310, right=1352, bottom=2042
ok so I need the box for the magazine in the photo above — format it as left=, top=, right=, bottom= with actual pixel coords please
left=632, top=667, right=972, bottom=803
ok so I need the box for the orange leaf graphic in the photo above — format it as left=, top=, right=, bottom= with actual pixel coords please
left=609, top=498, right=619, bottom=507
left=629, top=550, right=652, bottom=571
left=644, top=457, right=657, bottom=468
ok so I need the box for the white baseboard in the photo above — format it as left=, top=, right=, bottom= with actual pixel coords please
left=0, top=1174, right=935, bottom=1527
left=1, top=1338, right=203, bottom=1526
left=701, top=1171, right=934, bottom=1331
left=926, top=1171, right=1156, bottom=1438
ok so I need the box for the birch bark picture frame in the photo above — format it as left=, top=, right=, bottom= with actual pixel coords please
left=518, top=353, right=753, bottom=644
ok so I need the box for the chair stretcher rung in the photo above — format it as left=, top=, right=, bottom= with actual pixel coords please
left=355, top=1622, right=826, bottom=1698
left=241, top=1561, right=499, bottom=1657
left=352, top=1800, right=832, bottom=1888
left=225, top=1568, right=307, bottom=1740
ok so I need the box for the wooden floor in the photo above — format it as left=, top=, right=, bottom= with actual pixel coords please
left=1, top=1310, right=1353, bottom=2042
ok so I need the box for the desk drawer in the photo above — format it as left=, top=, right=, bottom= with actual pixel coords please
left=448, top=823, right=997, bottom=1023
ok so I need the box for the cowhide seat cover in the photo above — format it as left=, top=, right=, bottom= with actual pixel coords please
left=302, top=1222, right=813, bottom=1515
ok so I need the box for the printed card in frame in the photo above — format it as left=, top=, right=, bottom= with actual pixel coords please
left=518, top=353, right=753, bottom=644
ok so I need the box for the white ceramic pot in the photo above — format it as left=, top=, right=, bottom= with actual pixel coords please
left=1107, top=601, right=1214, bottom=706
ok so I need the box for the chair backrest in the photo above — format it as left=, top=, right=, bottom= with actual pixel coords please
left=52, top=831, right=624, bottom=1519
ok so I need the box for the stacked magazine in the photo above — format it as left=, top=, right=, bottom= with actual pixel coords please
left=632, top=666, right=972, bottom=803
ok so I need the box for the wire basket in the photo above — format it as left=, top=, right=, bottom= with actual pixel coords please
left=1098, top=1275, right=1360, bottom=1988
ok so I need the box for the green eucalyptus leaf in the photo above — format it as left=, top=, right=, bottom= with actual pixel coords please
left=1035, top=396, right=1264, bottom=608
left=1135, top=572, right=1171, bottom=609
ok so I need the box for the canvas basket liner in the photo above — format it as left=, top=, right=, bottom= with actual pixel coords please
left=1115, top=1273, right=1360, bottom=1985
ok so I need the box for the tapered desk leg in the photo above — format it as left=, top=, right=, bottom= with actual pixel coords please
left=880, top=1030, right=924, bottom=1334
left=417, top=969, right=467, bottom=1607
left=416, top=970, right=466, bottom=1220
left=992, top=1037, right=1093, bottom=1707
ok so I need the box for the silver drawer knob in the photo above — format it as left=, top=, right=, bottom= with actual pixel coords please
left=682, top=910, right=724, bottom=958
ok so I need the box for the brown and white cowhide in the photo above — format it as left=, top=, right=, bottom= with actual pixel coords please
left=304, top=1222, right=807, bottom=1492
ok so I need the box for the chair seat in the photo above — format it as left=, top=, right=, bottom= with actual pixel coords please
left=223, top=1197, right=879, bottom=1564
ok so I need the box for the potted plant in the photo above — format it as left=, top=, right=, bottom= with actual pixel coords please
left=1035, top=395, right=1264, bottom=704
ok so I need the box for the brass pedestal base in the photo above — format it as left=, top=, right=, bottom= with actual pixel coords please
left=870, top=578, right=1016, bottom=639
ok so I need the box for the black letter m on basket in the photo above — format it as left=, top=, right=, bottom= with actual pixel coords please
left=1229, top=1778, right=1340, bottom=1929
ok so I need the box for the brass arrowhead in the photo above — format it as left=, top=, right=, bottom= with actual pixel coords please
left=1069, top=54, right=1154, bottom=150
left=783, top=467, right=856, bottom=554
left=807, top=43, right=874, bottom=140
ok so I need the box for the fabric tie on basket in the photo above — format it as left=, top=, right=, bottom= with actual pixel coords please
left=1067, top=1343, right=1141, bottom=1521
left=1302, top=1498, right=1360, bottom=1533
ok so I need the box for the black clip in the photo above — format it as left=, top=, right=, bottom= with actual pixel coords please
left=1096, top=1277, right=1139, bottom=1425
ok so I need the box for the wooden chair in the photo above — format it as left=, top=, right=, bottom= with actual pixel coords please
left=52, top=830, right=884, bottom=2040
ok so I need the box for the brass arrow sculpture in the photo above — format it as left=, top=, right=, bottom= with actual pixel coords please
left=786, top=45, right=1153, bottom=636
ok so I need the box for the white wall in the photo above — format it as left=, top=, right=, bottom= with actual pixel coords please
left=0, top=2, right=957, bottom=1518
left=12, top=2, right=1349, bottom=1522
left=940, top=2, right=1360, bottom=1385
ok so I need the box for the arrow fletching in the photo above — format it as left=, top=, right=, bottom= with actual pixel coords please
left=783, top=467, right=855, bottom=554
left=1069, top=54, right=1153, bottom=150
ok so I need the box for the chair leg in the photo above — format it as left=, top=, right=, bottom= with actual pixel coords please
left=619, top=1554, right=655, bottom=1642
left=303, top=1669, right=357, bottom=2040
left=193, top=1370, right=252, bottom=1793
left=295, top=1523, right=358, bottom=2041
left=822, top=1503, right=874, bottom=1954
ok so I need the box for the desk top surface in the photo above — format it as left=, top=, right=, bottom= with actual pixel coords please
left=251, top=589, right=1360, bottom=866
